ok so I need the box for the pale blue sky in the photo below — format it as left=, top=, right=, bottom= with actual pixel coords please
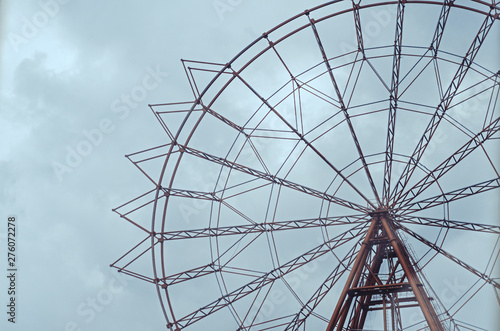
left=1, top=1, right=499, bottom=330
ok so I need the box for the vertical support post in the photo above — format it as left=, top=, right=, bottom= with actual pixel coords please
left=325, top=218, right=379, bottom=331
left=383, top=295, right=387, bottom=331
left=391, top=295, right=396, bottom=331
left=379, top=216, right=444, bottom=331
left=325, top=212, right=445, bottom=331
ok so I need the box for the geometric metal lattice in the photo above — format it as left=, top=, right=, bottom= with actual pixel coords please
left=326, top=210, right=444, bottom=330
left=112, top=1, right=500, bottom=330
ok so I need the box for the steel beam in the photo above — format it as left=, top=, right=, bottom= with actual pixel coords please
left=382, top=0, right=405, bottom=204
left=401, top=178, right=500, bottom=214
left=399, top=224, right=500, bottom=289
left=284, top=245, right=360, bottom=330
left=309, top=12, right=381, bottom=206
left=179, top=144, right=369, bottom=212
left=325, top=213, right=445, bottom=331
left=390, top=6, right=498, bottom=204
left=172, top=223, right=367, bottom=329
left=395, top=117, right=500, bottom=207
left=397, top=215, right=500, bottom=234
left=325, top=218, right=380, bottom=331
left=158, top=215, right=366, bottom=241
left=379, top=215, right=444, bottom=330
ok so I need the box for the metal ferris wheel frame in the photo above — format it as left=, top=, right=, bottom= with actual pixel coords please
left=111, top=1, right=500, bottom=330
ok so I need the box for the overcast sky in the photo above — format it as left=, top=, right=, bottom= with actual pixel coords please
left=0, top=1, right=341, bottom=330
left=1, top=1, right=499, bottom=331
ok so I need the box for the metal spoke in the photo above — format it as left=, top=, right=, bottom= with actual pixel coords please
left=178, top=144, right=369, bottom=213
left=399, top=224, right=500, bottom=289
left=113, top=3, right=500, bottom=330
left=230, top=65, right=378, bottom=210
left=397, top=215, right=500, bottom=235
left=158, top=215, right=366, bottom=241
left=394, top=116, right=500, bottom=207
left=110, top=235, right=156, bottom=284
left=160, top=186, right=221, bottom=201
left=172, top=223, right=368, bottom=329
left=400, top=178, right=500, bottom=214
left=430, top=0, right=454, bottom=56
left=308, top=12, right=381, bottom=206
left=160, top=222, right=368, bottom=287
left=161, top=263, right=219, bottom=287
left=390, top=6, right=498, bottom=204
left=352, top=1, right=364, bottom=53
left=382, top=0, right=405, bottom=205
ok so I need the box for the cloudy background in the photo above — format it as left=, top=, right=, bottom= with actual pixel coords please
left=1, top=1, right=499, bottom=331
left=0, top=1, right=342, bottom=330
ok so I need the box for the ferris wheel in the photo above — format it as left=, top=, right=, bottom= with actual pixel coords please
left=111, top=1, right=500, bottom=330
